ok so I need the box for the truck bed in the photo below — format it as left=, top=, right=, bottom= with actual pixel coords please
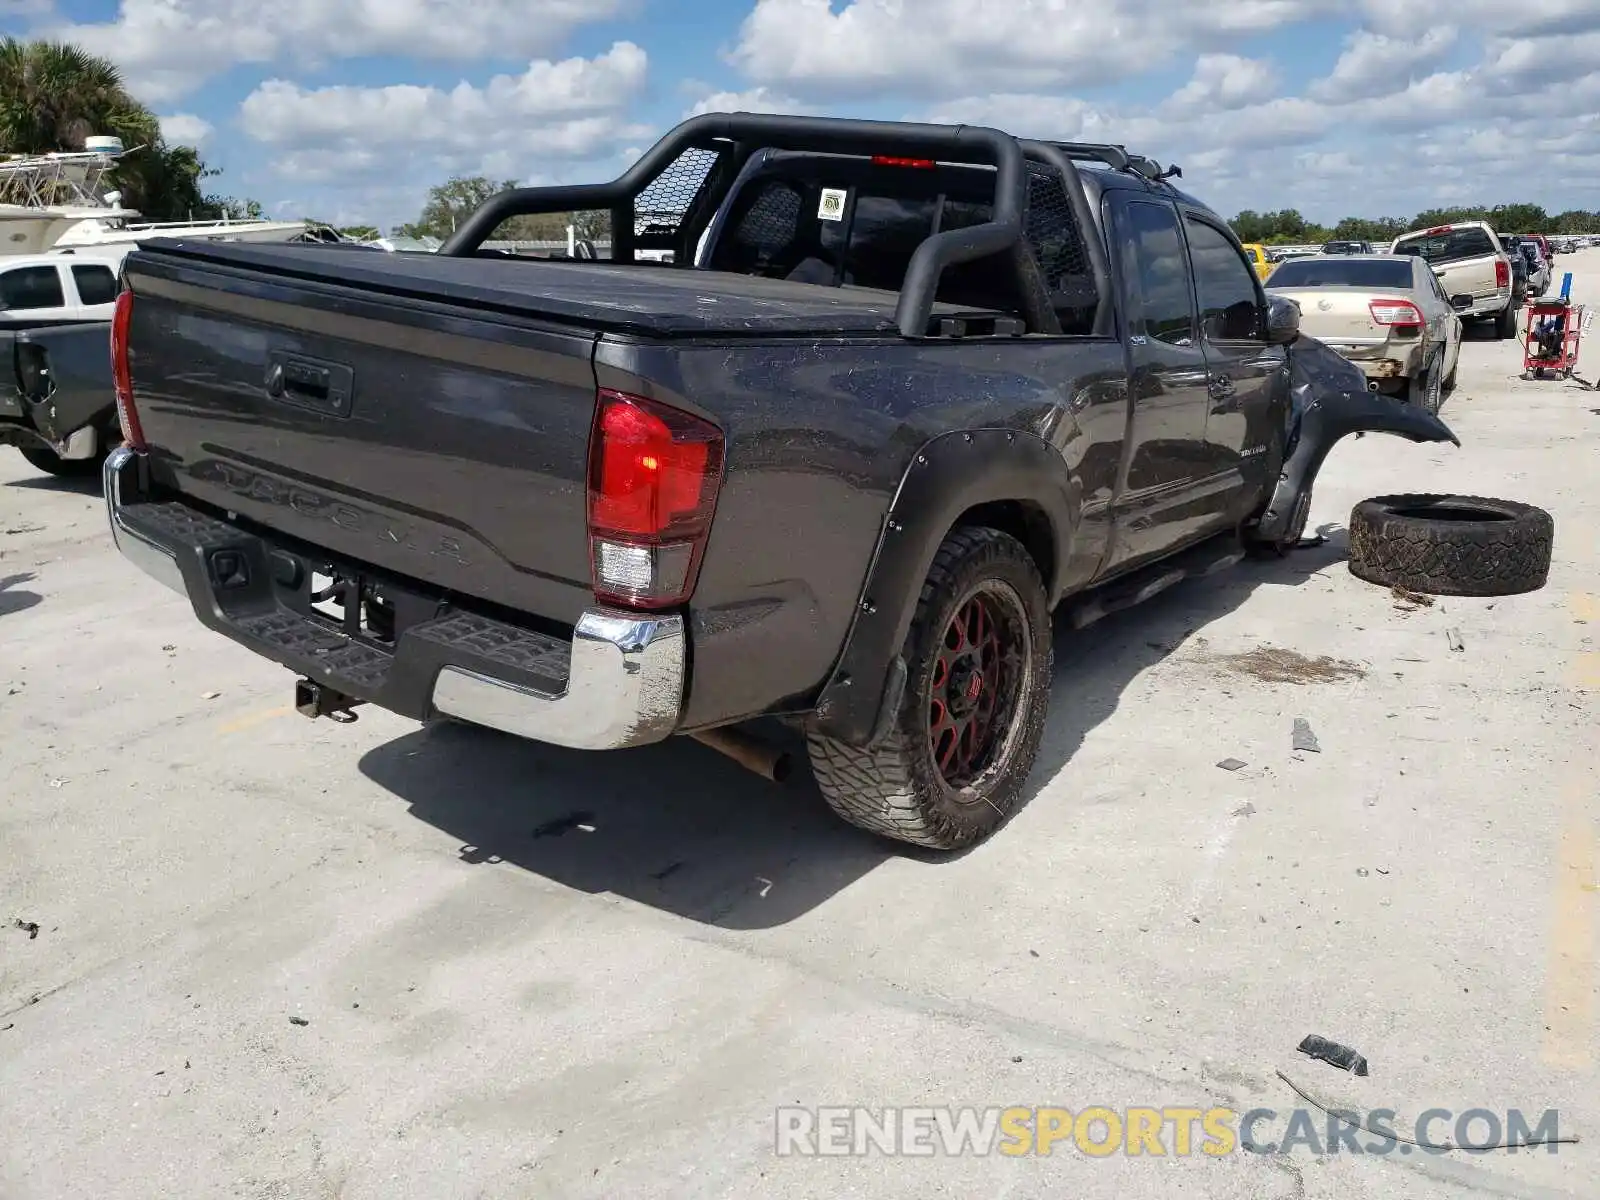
left=140, top=239, right=989, bottom=338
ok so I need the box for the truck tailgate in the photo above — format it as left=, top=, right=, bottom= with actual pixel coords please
left=124, top=245, right=603, bottom=624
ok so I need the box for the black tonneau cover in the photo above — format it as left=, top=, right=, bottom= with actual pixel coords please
left=134, top=239, right=995, bottom=338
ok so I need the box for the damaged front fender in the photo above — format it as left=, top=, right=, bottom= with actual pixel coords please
left=1253, top=335, right=1458, bottom=545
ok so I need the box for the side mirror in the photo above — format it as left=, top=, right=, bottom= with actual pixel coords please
left=1450, top=294, right=1473, bottom=310
left=1262, top=295, right=1300, bottom=345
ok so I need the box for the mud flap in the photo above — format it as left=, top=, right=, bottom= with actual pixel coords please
left=1252, top=335, right=1459, bottom=545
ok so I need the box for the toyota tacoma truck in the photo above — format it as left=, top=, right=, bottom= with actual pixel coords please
left=102, top=113, right=1456, bottom=850
left=1391, top=221, right=1517, bottom=339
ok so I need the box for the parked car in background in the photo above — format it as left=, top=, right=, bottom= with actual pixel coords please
left=1391, top=221, right=1517, bottom=338
left=1322, top=240, right=1374, bottom=254
left=1515, top=241, right=1552, bottom=296
left=1266, top=253, right=1463, bottom=412
left=1239, top=242, right=1272, bottom=280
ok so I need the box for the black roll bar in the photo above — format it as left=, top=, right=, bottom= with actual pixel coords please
left=439, top=112, right=1041, bottom=338
left=1019, top=141, right=1119, bottom=339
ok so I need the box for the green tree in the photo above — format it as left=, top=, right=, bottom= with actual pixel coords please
left=398, top=175, right=611, bottom=243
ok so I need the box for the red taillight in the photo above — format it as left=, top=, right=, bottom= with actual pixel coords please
left=110, top=287, right=146, bottom=450
left=1495, top=259, right=1510, bottom=289
left=586, top=388, right=723, bottom=609
left=871, top=155, right=936, bottom=169
left=1369, top=299, right=1424, bottom=327
left=1424, top=225, right=1453, bottom=235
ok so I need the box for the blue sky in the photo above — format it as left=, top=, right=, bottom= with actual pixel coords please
left=5, top=1, right=1599, bottom=232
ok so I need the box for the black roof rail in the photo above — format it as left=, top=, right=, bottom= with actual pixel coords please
left=1049, top=141, right=1183, bottom=183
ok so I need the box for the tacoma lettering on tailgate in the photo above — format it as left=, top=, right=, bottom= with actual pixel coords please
left=195, top=460, right=471, bottom=566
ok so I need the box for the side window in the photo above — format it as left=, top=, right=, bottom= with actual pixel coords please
left=1121, top=200, right=1196, bottom=346
left=71, top=264, right=119, bottom=306
left=1185, top=217, right=1263, bottom=341
left=0, top=265, right=67, bottom=311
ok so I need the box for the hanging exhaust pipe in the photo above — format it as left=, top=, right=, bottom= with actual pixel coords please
left=689, top=726, right=793, bottom=782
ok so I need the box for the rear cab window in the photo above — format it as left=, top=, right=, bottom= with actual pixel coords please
left=1267, top=258, right=1414, bottom=288
left=705, top=153, right=1098, bottom=331
left=1394, top=227, right=1497, bottom=265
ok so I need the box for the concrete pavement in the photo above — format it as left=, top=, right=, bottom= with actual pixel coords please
left=2, top=252, right=1597, bottom=1199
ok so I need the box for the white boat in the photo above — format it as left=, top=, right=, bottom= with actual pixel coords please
left=0, top=136, right=314, bottom=255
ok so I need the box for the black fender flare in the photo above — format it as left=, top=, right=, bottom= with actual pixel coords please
left=1254, top=336, right=1458, bottom=544
left=808, top=427, right=1079, bottom=747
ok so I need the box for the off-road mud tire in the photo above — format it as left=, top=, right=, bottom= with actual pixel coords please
left=805, top=526, right=1053, bottom=850
left=1348, top=493, right=1553, bottom=596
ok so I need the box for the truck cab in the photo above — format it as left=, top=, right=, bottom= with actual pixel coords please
left=1390, top=221, right=1517, bottom=338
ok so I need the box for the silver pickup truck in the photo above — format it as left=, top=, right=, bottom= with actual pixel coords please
left=1390, top=221, right=1517, bottom=339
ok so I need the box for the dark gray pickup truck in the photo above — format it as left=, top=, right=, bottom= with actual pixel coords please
left=1, top=320, right=118, bottom=475
left=103, top=113, right=1455, bottom=849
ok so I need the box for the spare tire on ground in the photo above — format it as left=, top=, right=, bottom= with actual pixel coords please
left=1347, top=494, right=1554, bottom=596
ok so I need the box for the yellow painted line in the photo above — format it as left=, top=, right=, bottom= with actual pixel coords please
left=1574, top=653, right=1600, bottom=689
left=217, top=705, right=293, bottom=735
left=1544, top=589, right=1599, bottom=1071
left=1541, top=784, right=1596, bottom=1071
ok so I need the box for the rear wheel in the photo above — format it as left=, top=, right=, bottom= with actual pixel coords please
left=805, top=526, right=1052, bottom=850
left=1494, top=299, right=1519, bottom=340
left=1407, top=351, right=1444, bottom=413
left=18, top=444, right=103, bottom=478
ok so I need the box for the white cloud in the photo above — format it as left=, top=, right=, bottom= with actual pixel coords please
left=1165, top=54, right=1280, bottom=111
left=684, top=86, right=811, bottom=119
left=1307, top=27, right=1458, bottom=100
left=157, top=112, right=213, bottom=148
left=239, top=41, right=650, bottom=182
left=1358, top=0, right=1600, bottom=39
left=726, top=0, right=1341, bottom=100
left=46, top=0, right=632, bottom=103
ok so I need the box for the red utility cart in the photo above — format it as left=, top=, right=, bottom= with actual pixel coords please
left=1521, top=297, right=1589, bottom=379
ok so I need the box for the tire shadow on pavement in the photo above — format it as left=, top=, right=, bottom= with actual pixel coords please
left=0, top=571, right=41, bottom=617
left=358, top=526, right=1351, bottom=929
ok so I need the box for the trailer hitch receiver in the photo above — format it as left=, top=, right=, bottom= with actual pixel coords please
left=294, top=677, right=363, bottom=723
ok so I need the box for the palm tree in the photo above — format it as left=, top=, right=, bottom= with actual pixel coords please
left=0, top=38, right=158, bottom=154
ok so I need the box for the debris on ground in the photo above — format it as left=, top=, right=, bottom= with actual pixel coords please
left=1292, top=718, right=1321, bottom=753
left=1276, top=1069, right=1578, bottom=1150
left=12, top=918, right=39, bottom=939
left=1201, top=645, right=1367, bottom=685
left=201, top=691, right=221, bottom=700
left=288, top=1015, right=309, bottom=1026
left=1232, top=802, right=1257, bottom=818
left=1446, top=629, right=1465, bottom=653
left=531, top=812, right=596, bottom=839
left=1391, top=585, right=1435, bottom=611
left=1216, top=757, right=1248, bottom=771
left=1296, top=1033, right=1369, bottom=1076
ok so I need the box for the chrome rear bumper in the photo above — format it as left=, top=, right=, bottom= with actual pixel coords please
left=102, top=445, right=684, bottom=750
